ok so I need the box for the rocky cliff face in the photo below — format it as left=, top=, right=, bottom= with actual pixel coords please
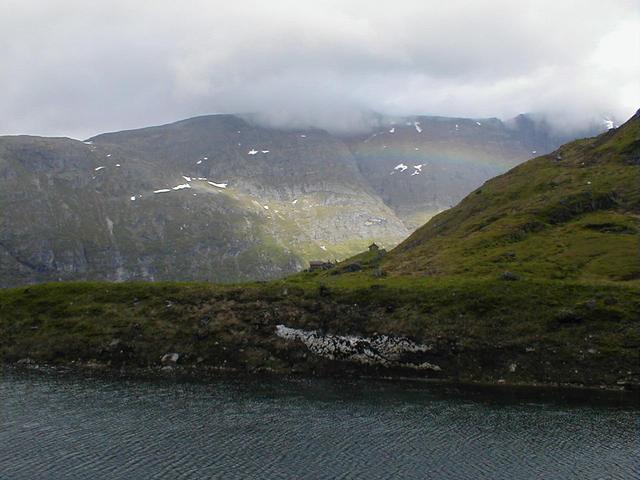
left=0, top=113, right=603, bottom=287
left=0, top=135, right=305, bottom=286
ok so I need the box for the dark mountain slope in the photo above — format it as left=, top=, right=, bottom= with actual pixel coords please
left=0, top=135, right=304, bottom=286
left=88, top=114, right=409, bottom=257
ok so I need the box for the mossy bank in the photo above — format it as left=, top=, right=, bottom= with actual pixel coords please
left=1, top=277, right=638, bottom=390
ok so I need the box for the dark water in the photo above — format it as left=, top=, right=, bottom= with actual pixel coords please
left=1, top=371, right=638, bottom=479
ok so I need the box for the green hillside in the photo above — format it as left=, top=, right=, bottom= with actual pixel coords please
left=384, top=110, right=640, bottom=282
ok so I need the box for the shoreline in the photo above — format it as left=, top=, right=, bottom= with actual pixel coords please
left=4, top=361, right=639, bottom=406
left=2, top=280, right=638, bottom=397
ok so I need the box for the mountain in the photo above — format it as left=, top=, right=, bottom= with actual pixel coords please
left=382, top=109, right=640, bottom=282
left=0, top=113, right=604, bottom=287
left=343, top=114, right=600, bottom=228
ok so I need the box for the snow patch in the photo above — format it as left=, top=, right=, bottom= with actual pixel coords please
left=389, top=127, right=395, bottom=133
left=476, top=121, right=482, bottom=126
left=182, top=176, right=192, bottom=182
left=207, top=181, right=228, bottom=189
left=363, top=132, right=379, bottom=143
left=248, top=149, right=258, bottom=155
left=320, top=245, right=327, bottom=251
left=414, top=122, right=422, bottom=133
left=130, top=196, right=136, bottom=201
left=172, top=183, right=191, bottom=190
left=292, top=199, right=298, bottom=204
left=394, top=163, right=408, bottom=172
left=153, top=189, right=171, bottom=194
left=106, top=217, right=114, bottom=236
left=94, top=166, right=105, bottom=171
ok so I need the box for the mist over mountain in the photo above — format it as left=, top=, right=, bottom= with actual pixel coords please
left=1, top=1, right=637, bottom=139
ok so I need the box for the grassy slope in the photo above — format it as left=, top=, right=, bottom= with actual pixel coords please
left=385, top=113, right=640, bottom=282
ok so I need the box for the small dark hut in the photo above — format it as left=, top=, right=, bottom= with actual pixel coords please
left=309, top=260, right=333, bottom=271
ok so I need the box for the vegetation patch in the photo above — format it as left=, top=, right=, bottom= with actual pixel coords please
left=1, top=278, right=638, bottom=389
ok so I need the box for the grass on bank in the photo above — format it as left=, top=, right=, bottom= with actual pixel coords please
left=1, top=276, right=638, bottom=382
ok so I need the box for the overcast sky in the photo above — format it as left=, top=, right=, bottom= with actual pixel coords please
left=1, top=0, right=638, bottom=138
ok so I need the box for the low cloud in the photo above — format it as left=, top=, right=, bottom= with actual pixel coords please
left=0, top=0, right=638, bottom=138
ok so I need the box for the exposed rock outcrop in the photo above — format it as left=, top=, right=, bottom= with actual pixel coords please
left=275, top=325, right=441, bottom=371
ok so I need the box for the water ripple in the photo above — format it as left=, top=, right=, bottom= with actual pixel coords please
left=0, top=373, right=638, bottom=479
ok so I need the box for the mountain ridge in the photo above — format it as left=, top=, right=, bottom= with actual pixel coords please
left=0, top=112, right=607, bottom=287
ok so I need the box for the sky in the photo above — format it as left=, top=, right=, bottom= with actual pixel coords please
left=0, top=0, right=638, bottom=139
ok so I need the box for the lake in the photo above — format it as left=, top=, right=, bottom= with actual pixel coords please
left=1, top=369, right=638, bottom=479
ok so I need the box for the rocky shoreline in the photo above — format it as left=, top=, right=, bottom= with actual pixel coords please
left=4, top=360, right=639, bottom=409
left=5, top=321, right=638, bottom=395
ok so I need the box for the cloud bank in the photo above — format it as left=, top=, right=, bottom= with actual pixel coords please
left=0, top=0, right=638, bottom=138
